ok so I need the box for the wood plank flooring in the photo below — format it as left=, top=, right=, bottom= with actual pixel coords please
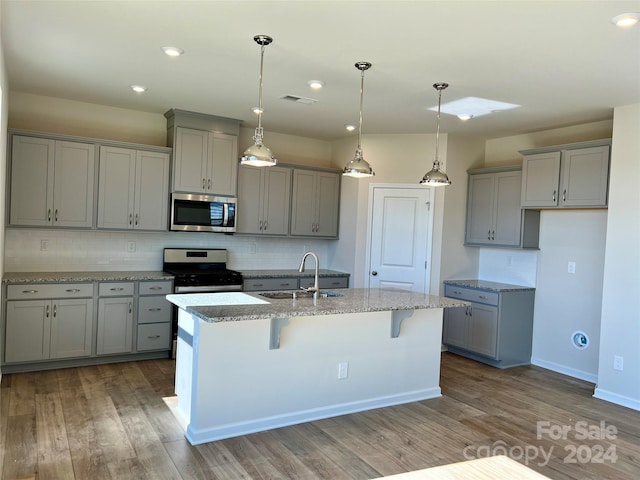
left=1, top=352, right=638, bottom=479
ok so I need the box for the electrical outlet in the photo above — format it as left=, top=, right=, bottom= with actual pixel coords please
left=338, top=362, right=349, bottom=379
left=40, top=239, right=49, bottom=251
left=126, top=241, right=136, bottom=253
left=567, top=261, right=576, bottom=274
left=614, top=355, right=624, bottom=371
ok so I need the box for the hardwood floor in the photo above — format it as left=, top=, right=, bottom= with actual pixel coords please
left=1, top=352, right=638, bottom=479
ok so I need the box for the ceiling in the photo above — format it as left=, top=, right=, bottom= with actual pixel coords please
left=1, top=1, right=639, bottom=141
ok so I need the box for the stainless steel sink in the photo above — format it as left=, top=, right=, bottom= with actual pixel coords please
left=259, top=291, right=343, bottom=300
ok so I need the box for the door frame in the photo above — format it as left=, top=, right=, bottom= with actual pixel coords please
left=364, top=183, right=436, bottom=293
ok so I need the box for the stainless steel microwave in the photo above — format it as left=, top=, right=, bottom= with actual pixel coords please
left=170, top=193, right=237, bottom=233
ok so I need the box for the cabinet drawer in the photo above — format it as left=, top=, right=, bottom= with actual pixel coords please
left=139, top=280, right=173, bottom=296
left=300, top=276, right=349, bottom=289
left=445, top=285, right=499, bottom=306
left=137, top=323, right=171, bottom=351
left=6, top=283, right=93, bottom=300
left=243, top=277, right=298, bottom=291
left=98, top=282, right=134, bottom=297
left=138, top=296, right=171, bottom=324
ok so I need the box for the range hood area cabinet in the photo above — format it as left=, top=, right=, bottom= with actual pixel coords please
left=237, top=164, right=292, bottom=236
left=520, top=139, right=611, bottom=209
left=9, top=134, right=96, bottom=228
left=165, top=109, right=241, bottom=196
left=464, top=166, right=540, bottom=249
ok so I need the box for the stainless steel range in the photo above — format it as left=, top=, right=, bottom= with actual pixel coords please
left=163, top=248, right=243, bottom=293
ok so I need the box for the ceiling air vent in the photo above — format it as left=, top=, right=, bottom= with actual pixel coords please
left=280, top=95, right=318, bottom=105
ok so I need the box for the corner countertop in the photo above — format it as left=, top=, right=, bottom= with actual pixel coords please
left=166, top=288, right=468, bottom=323
left=240, top=269, right=349, bottom=279
left=2, top=271, right=173, bottom=284
left=444, top=279, right=535, bottom=292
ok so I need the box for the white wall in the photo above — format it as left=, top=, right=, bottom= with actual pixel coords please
left=531, top=210, right=607, bottom=382
left=0, top=3, right=9, bottom=377
left=595, top=103, right=640, bottom=411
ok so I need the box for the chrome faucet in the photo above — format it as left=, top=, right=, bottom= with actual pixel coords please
left=298, top=251, right=320, bottom=299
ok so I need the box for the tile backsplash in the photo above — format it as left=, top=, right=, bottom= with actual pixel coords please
left=4, top=229, right=332, bottom=272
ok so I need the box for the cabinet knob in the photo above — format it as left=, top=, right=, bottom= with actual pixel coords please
left=371, top=271, right=378, bottom=276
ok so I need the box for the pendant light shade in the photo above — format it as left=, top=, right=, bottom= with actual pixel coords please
left=420, top=82, right=451, bottom=187
left=241, top=35, right=277, bottom=167
left=343, top=62, right=375, bottom=178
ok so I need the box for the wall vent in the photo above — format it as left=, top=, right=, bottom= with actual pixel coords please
left=280, top=95, right=318, bottom=105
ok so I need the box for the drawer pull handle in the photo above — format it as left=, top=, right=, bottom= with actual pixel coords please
left=129, top=302, right=132, bottom=314
left=65, top=289, right=81, bottom=293
left=148, top=335, right=161, bottom=339
left=22, top=289, right=39, bottom=294
left=53, top=304, right=57, bottom=317
left=148, top=308, right=162, bottom=312
left=47, top=209, right=52, bottom=222
left=453, top=290, right=461, bottom=295
left=46, top=304, right=50, bottom=318
left=331, top=282, right=341, bottom=285
left=280, top=283, right=291, bottom=287
left=254, top=283, right=263, bottom=287
left=149, top=286, right=163, bottom=290
left=478, top=295, right=488, bottom=300
left=110, top=287, right=125, bottom=291
left=55, top=209, right=59, bottom=222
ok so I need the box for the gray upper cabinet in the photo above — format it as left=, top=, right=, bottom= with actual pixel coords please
left=97, top=146, right=170, bottom=231
left=165, top=110, right=241, bottom=196
left=520, top=140, right=610, bottom=208
left=10, top=135, right=95, bottom=228
left=290, top=169, right=340, bottom=238
left=465, top=167, right=536, bottom=248
left=237, top=165, right=291, bottom=235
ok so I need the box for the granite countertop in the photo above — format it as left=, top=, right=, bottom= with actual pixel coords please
left=444, top=279, right=535, bottom=292
left=240, top=269, right=349, bottom=279
left=2, top=271, right=173, bottom=284
left=166, top=288, right=468, bottom=323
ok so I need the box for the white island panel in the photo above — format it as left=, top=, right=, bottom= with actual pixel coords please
left=178, top=307, right=443, bottom=445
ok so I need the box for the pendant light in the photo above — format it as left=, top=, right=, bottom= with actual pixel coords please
left=240, top=35, right=277, bottom=167
left=420, top=82, right=451, bottom=186
left=343, top=62, right=375, bottom=178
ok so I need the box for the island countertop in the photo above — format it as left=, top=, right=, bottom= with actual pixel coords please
left=166, top=288, right=468, bottom=323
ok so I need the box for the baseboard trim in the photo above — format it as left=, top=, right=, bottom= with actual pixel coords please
left=531, top=357, right=598, bottom=383
left=184, top=387, right=442, bottom=445
left=593, top=388, right=640, bottom=411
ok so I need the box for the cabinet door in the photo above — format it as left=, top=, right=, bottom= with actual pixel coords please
left=50, top=298, right=93, bottom=359
left=315, top=172, right=340, bottom=237
left=561, top=146, right=609, bottom=207
left=134, top=150, right=170, bottom=230
left=493, top=171, right=522, bottom=246
left=97, top=297, right=134, bottom=355
left=443, top=307, right=468, bottom=349
left=467, top=303, right=499, bottom=358
left=173, top=127, right=208, bottom=193
left=208, top=132, right=238, bottom=196
left=520, top=152, right=561, bottom=207
left=53, top=141, right=95, bottom=227
left=236, top=165, right=265, bottom=234
left=10, top=135, right=55, bottom=226
left=263, top=166, right=292, bottom=235
left=290, top=169, right=316, bottom=236
left=465, top=174, right=495, bottom=245
left=97, top=146, right=136, bottom=229
left=5, top=300, right=51, bottom=363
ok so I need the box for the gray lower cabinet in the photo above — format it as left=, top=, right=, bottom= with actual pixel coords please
left=97, top=282, right=134, bottom=355
left=4, top=283, right=94, bottom=363
left=136, top=280, right=172, bottom=351
left=443, top=283, right=535, bottom=368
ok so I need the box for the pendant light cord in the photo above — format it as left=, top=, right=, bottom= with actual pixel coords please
left=434, top=86, right=442, bottom=165
left=357, top=68, right=365, bottom=153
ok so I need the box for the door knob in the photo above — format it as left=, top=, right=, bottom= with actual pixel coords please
left=371, top=271, right=378, bottom=276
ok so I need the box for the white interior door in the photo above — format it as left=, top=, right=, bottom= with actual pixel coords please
left=367, top=185, right=434, bottom=293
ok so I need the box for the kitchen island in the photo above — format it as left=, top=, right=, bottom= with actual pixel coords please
left=166, top=288, right=466, bottom=445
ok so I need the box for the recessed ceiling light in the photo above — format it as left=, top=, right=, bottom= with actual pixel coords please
left=130, top=85, right=147, bottom=93
left=345, top=124, right=356, bottom=132
left=162, top=46, right=184, bottom=57
left=611, top=12, right=639, bottom=28
left=308, top=80, right=325, bottom=90
left=429, top=97, right=520, bottom=118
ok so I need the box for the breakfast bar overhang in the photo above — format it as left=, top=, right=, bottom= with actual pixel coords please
left=166, top=289, right=467, bottom=445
